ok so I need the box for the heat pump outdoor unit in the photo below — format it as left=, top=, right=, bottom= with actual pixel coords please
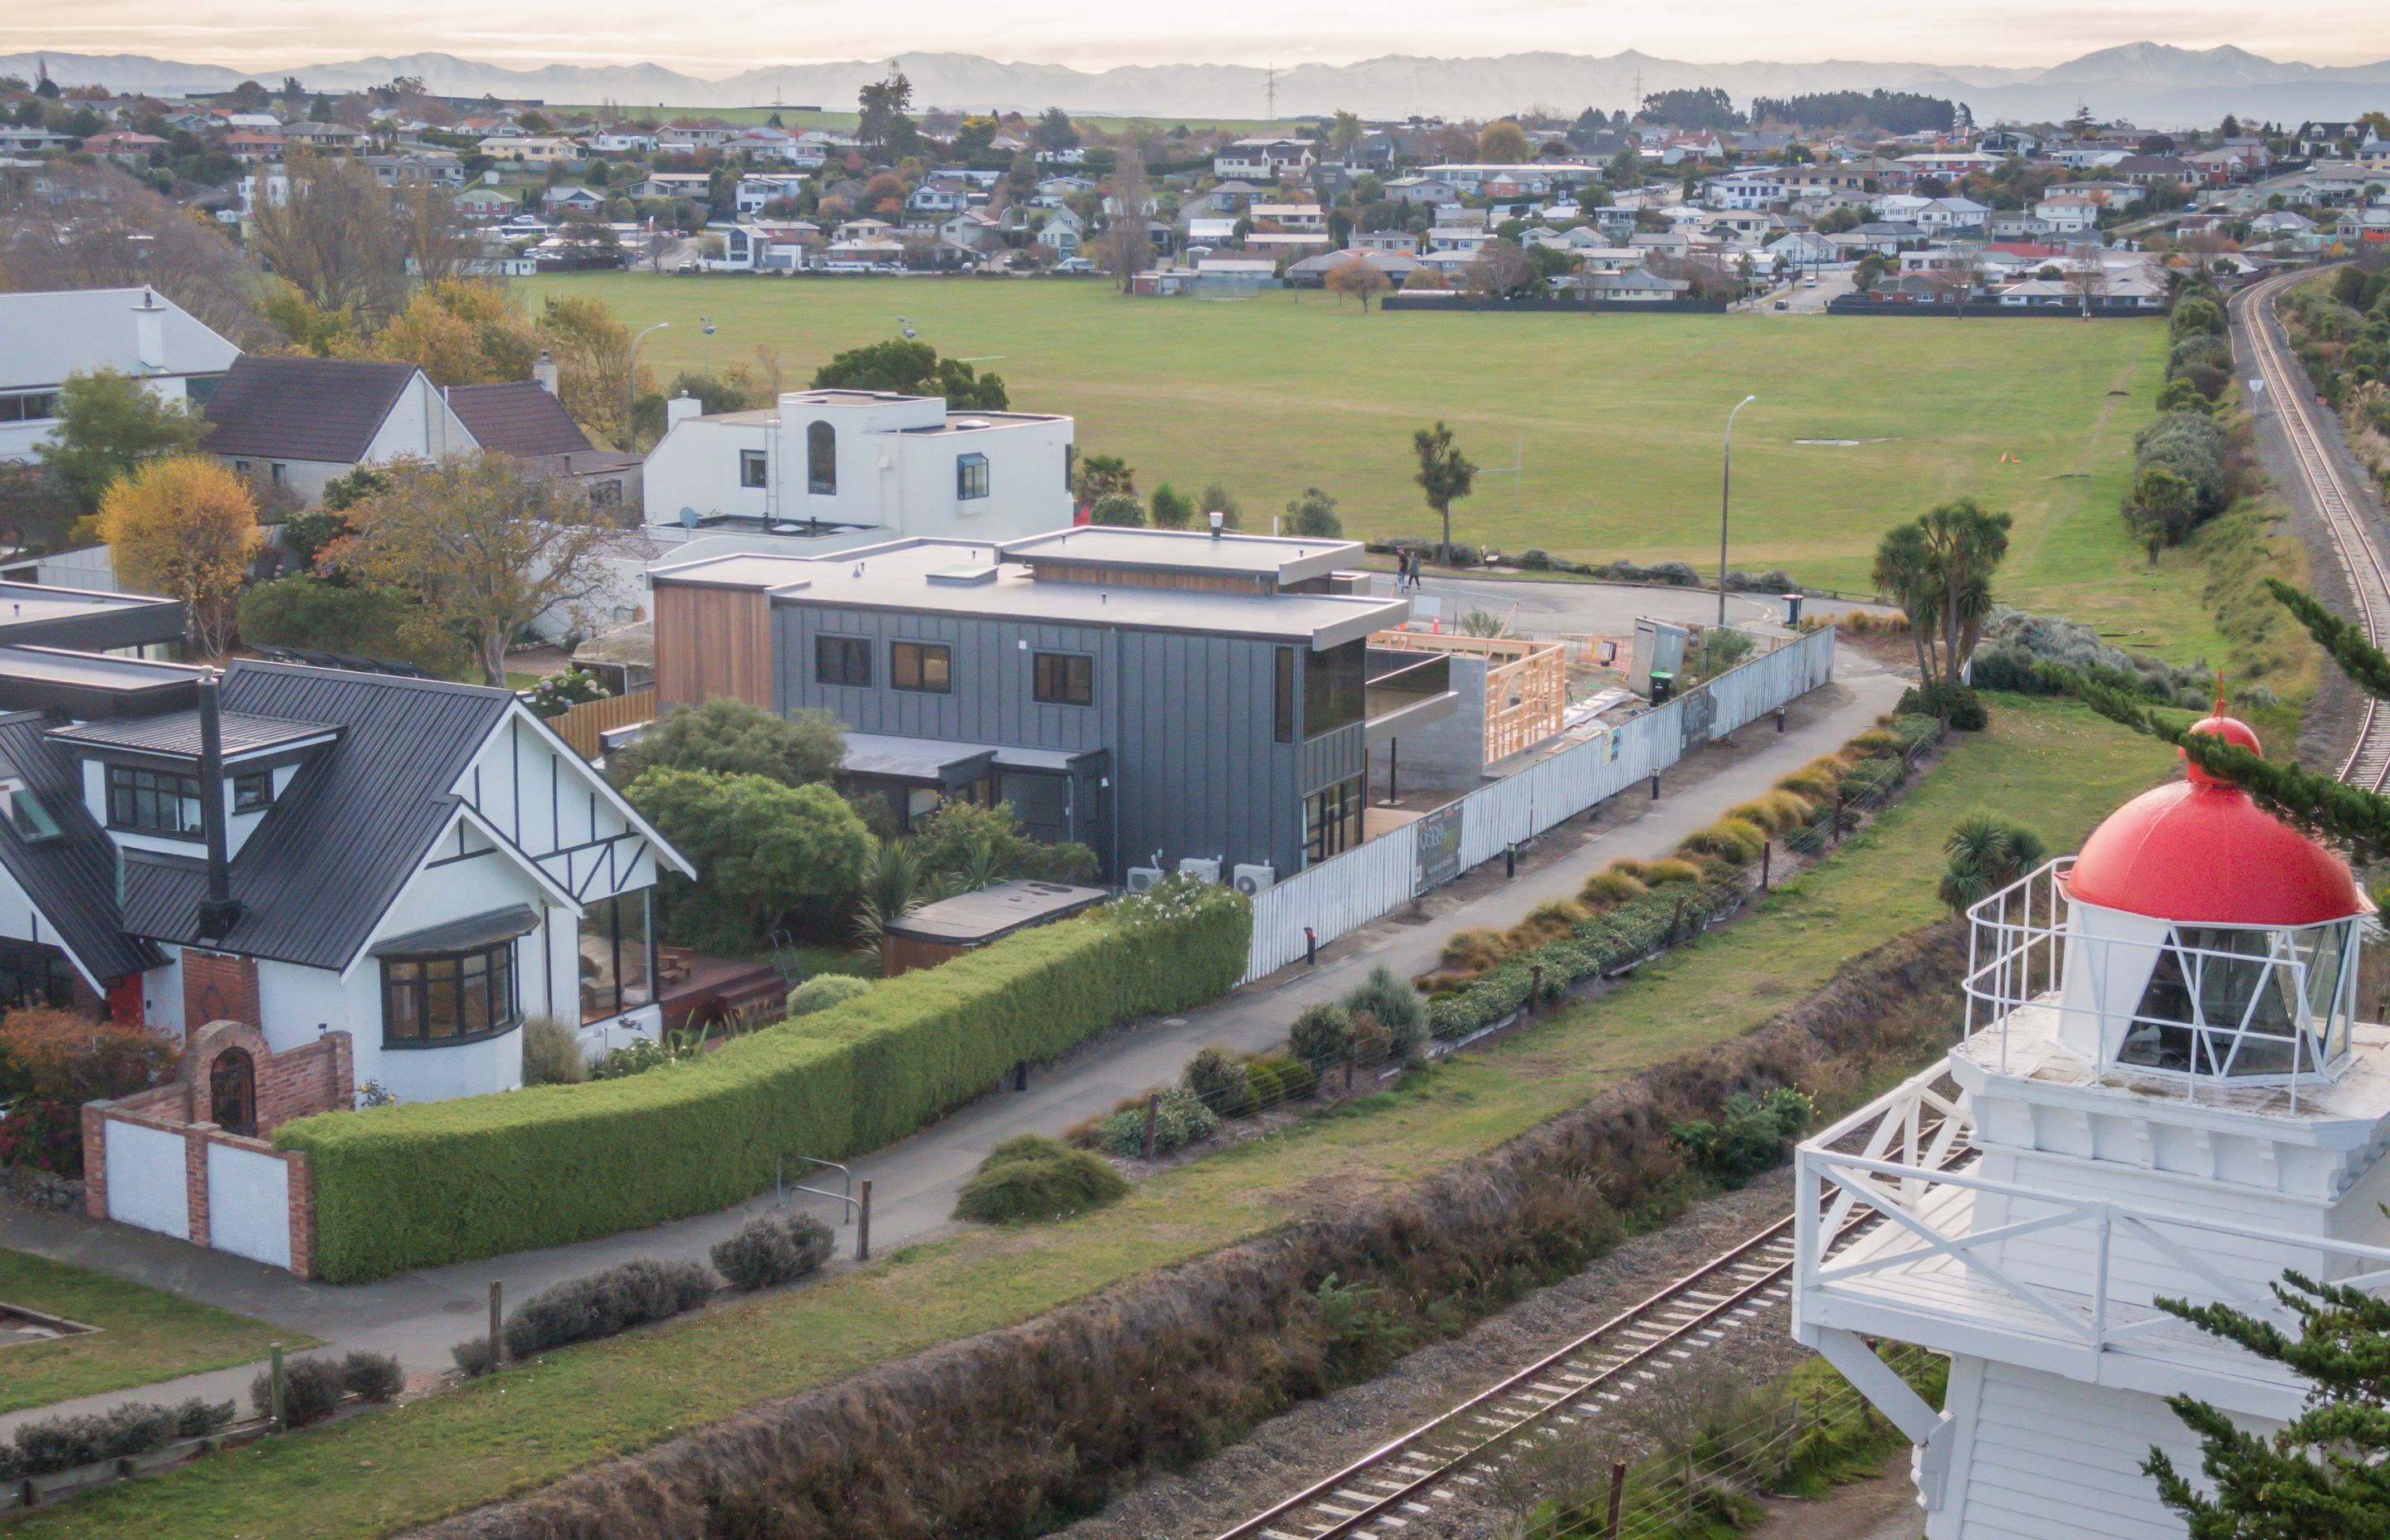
left=1124, top=866, right=1165, bottom=892
left=1232, top=863, right=1276, bottom=896
left=1177, top=856, right=1222, bottom=884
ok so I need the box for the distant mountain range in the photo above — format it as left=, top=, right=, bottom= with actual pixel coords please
left=5, top=42, right=2387, bottom=126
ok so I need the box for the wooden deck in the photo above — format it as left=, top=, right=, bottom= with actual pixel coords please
left=654, top=948, right=787, bottom=1031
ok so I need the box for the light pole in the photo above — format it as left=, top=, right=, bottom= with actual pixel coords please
left=627, top=321, right=668, bottom=451
left=1718, top=394, right=1757, bottom=628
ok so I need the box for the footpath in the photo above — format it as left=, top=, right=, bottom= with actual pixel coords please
left=0, top=656, right=1903, bottom=1438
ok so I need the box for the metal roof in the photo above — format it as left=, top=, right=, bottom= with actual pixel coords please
left=884, top=880, right=1109, bottom=945
left=0, top=713, right=168, bottom=983
left=119, top=661, right=516, bottom=970
left=1000, top=525, right=1361, bottom=585
left=0, top=288, right=241, bottom=392
left=51, top=709, right=340, bottom=758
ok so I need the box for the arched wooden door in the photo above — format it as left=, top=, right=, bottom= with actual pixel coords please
left=208, top=1046, right=257, bottom=1138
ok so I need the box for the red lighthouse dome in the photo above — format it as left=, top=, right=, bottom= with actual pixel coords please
left=2065, top=714, right=2365, bottom=928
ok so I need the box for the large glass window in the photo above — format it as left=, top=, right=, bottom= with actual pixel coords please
left=1033, top=651, right=1092, bottom=706
left=383, top=941, right=518, bottom=1046
left=999, top=772, right=1069, bottom=844
left=0, top=392, right=58, bottom=423
left=105, top=764, right=202, bottom=837
left=1303, top=640, right=1365, bottom=740
left=816, top=635, right=872, bottom=687
left=957, top=452, right=989, bottom=500
left=578, top=892, right=653, bottom=1024
left=3, top=780, right=58, bottom=841
left=0, top=941, right=75, bottom=1010
left=1304, top=774, right=1366, bottom=865
left=892, top=641, right=951, bottom=694
left=807, top=420, right=836, bottom=495
left=2118, top=926, right=2325, bottom=1078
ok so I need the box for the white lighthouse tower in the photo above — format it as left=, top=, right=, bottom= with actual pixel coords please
left=1792, top=710, right=2390, bottom=1538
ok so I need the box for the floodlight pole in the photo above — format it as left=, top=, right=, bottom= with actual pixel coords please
left=627, top=321, right=670, bottom=451
left=1719, top=394, right=1757, bottom=628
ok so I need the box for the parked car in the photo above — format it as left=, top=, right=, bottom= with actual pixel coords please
left=1803, top=275, right=1818, bottom=287
left=1054, top=256, right=1095, bottom=274
left=1773, top=299, right=1789, bottom=309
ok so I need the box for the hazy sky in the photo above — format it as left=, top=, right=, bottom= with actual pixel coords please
left=11, top=0, right=2388, bottom=75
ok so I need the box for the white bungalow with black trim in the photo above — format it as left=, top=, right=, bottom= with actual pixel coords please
left=0, top=635, right=691, bottom=1104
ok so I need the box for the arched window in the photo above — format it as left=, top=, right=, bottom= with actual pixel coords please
left=209, top=1047, right=257, bottom=1138
left=807, top=421, right=836, bottom=495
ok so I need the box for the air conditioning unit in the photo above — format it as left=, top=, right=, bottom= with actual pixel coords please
left=1178, top=856, right=1222, bottom=884
left=1232, top=862, right=1276, bottom=896
left=1124, top=865, right=1165, bottom=893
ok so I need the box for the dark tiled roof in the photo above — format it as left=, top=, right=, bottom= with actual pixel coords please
left=50, top=709, right=339, bottom=758
left=202, top=356, right=419, bottom=463
left=120, top=661, right=515, bottom=970
left=0, top=712, right=168, bottom=983
left=443, top=382, right=593, bottom=457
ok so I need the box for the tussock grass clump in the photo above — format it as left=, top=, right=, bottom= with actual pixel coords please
left=1842, top=728, right=1902, bottom=760
left=1726, top=791, right=1812, bottom=834
left=1679, top=816, right=1768, bottom=866
left=518, top=1016, right=586, bottom=1086
left=1505, top=898, right=1587, bottom=950
left=954, top=1135, right=1129, bottom=1224
left=1773, top=766, right=1840, bottom=802
left=1439, top=927, right=1512, bottom=975
left=1635, top=857, right=1704, bottom=887
left=1579, top=866, right=1647, bottom=910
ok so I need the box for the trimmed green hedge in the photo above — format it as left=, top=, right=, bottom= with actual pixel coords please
left=276, top=883, right=1250, bottom=1281
left=1427, top=882, right=1743, bottom=1040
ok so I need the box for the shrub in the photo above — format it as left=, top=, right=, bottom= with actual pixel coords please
left=1895, top=680, right=1988, bottom=731
left=0, top=1398, right=235, bottom=1481
left=1939, top=811, right=2050, bottom=912
left=1181, top=1045, right=1253, bottom=1115
left=503, top=1258, right=717, bottom=1357
left=1095, top=1088, right=1220, bottom=1157
left=1347, top=1010, right=1394, bottom=1065
left=954, top=1134, right=1129, bottom=1222
left=1251, top=1055, right=1317, bottom=1104
left=1843, top=728, right=1902, bottom=759
left=1341, top=964, right=1426, bottom=1055
left=1438, top=926, right=1510, bottom=974
left=279, top=887, right=1249, bottom=1281
left=590, top=1034, right=691, bottom=1080
left=786, top=973, right=873, bottom=1016
left=451, top=1337, right=500, bottom=1378
left=710, top=1210, right=836, bottom=1289
left=1579, top=866, right=1646, bottom=909
left=339, top=1349, right=405, bottom=1403
left=1289, top=1003, right=1354, bottom=1065
left=1838, top=757, right=1905, bottom=802
left=1671, top=1088, right=1815, bottom=1186
left=518, top=1016, right=586, bottom=1086
left=0, top=1095, right=84, bottom=1177
left=252, top=1355, right=344, bottom=1428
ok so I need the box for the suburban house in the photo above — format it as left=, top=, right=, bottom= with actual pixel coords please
left=540, top=185, right=606, bottom=215
left=444, top=373, right=644, bottom=509
left=82, top=131, right=168, bottom=167
left=0, top=596, right=689, bottom=1104
left=719, top=222, right=822, bottom=270
left=1213, top=138, right=1316, bottom=181
left=639, top=387, right=1075, bottom=555
left=202, top=356, right=476, bottom=504
left=646, top=527, right=1456, bottom=883
left=735, top=173, right=812, bottom=213
left=1582, top=268, right=1690, bottom=302
left=2, top=288, right=240, bottom=464
left=2034, top=193, right=2105, bottom=235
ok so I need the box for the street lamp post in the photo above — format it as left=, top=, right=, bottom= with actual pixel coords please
left=1718, top=394, right=1757, bottom=628
left=626, top=321, right=669, bottom=451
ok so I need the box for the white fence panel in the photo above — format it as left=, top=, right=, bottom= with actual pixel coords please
left=103, top=1118, right=188, bottom=1240
left=1244, top=823, right=1420, bottom=980
left=1238, top=626, right=1835, bottom=982
left=207, top=1142, right=293, bottom=1270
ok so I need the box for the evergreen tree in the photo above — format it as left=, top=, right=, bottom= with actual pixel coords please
left=2141, top=1270, right=2390, bottom=1537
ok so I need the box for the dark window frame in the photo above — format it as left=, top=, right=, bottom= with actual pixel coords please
left=0, top=940, right=75, bottom=1010
left=1032, top=651, right=1093, bottom=706
left=1274, top=646, right=1295, bottom=743
left=807, top=420, right=836, bottom=495
left=105, top=763, right=203, bottom=840
left=232, top=771, right=271, bottom=813
left=814, top=633, right=872, bottom=688
left=381, top=939, right=519, bottom=1049
left=1302, top=639, right=1366, bottom=741
left=956, top=451, right=990, bottom=500
left=891, top=640, right=952, bottom=694
left=739, top=448, right=768, bottom=489
left=1304, top=774, right=1367, bottom=865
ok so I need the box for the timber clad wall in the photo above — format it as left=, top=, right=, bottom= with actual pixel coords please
left=655, top=584, right=772, bottom=709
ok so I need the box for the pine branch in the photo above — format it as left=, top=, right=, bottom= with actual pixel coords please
left=2266, top=578, right=2390, bottom=703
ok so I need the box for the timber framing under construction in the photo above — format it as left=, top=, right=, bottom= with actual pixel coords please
left=1370, top=630, right=1568, bottom=763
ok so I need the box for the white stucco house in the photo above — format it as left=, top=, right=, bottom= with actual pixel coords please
left=1, top=288, right=241, bottom=464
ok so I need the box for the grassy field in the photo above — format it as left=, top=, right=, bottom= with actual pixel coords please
left=518, top=275, right=2188, bottom=646
left=7, top=697, right=2168, bottom=1540
left=0, top=1251, right=315, bottom=1417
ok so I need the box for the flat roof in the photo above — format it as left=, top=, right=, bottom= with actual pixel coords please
left=656, top=539, right=1406, bottom=649
left=884, top=880, right=1110, bottom=945
left=0, top=584, right=173, bottom=630
left=50, top=709, right=341, bottom=759
left=1000, top=526, right=1362, bottom=587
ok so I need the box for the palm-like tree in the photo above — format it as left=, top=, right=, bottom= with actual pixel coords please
left=1871, top=498, right=2013, bottom=699
left=1939, top=811, right=2048, bottom=911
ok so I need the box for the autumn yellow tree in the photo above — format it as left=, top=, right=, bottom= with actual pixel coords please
left=1478, top=119, right=1533, bottom=162
left=97, top=456, right=261, bottom=656
left=324, top=453, right=622, bottom=685
left=369, top=280, right=540, bottom=386
left=1324, top=256, right=1391, bottom=310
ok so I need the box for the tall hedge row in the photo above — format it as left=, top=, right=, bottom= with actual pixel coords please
left=276, top=886, right=1251, bottom=1281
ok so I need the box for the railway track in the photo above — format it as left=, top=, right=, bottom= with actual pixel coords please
left=2233, top=267, right=2390, bottom=789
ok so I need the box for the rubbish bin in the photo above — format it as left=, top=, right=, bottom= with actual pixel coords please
left=1650, top=670, right=1675, bottom=705
left=1782, top=592, right=1804, bottom=626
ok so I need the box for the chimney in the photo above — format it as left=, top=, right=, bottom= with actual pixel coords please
left=1208, top=509, right=1225, bottom=539
left=666, top=392, right=702, bottom=429
left=532, top=348, right=560, bottom=395
left=193, top=674, right=245, bottom=943
left=132, top=287, right=165, bottom=373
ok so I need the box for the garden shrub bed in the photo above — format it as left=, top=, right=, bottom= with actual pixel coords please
left=414, top=922, right=1969, bottom=1540
left=275, top=883, right=1250, bottom=1281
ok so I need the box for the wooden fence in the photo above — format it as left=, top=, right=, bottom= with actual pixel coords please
left=1241, top=625, right=1835, bottom=981
left=547, top=687, right=657, bottom=760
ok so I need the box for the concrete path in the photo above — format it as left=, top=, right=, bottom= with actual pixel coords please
left=0, top=655, right=1902, bottom=1435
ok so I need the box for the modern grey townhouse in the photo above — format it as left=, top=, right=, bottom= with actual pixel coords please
left=647, top=527, right=1458, bottom=887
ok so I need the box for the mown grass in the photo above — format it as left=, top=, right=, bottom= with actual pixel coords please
left=5, top=698, right=2167, bottom=1540
left=517, top=275, right=2191, bottom=646
left=0, top=1251, right=315, bottom=1417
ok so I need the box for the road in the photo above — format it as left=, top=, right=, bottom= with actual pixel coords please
left=2, top=646, right=1900, bottom=1436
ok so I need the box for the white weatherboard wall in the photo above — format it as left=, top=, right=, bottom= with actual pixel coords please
left=103, top=1119, right=188, bottom=1240
left=206, top=1142, right=293, bottom=1270
left=1939, top=1357, right=2227, bottom=1540
left=1243, top=626, right=1833, bottom=981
